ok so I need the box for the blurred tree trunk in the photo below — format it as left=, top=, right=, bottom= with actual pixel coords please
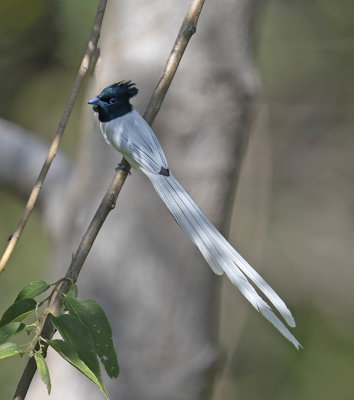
left=23, top=1, right=264, bottom=399
left=213, top=107, right=272, bottom=399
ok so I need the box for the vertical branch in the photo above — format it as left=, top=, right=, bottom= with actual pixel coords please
left=0, top=0, right=108, bottom=274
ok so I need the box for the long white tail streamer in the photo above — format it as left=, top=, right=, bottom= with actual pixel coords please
left=145, top=171, right=301, bottom=349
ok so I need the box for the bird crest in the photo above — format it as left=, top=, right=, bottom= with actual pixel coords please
left=99, top=80, right=138, bottom=100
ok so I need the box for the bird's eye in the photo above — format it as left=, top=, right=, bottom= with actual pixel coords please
left=109, top=97, right=118, bottom=104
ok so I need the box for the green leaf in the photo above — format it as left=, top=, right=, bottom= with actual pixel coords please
left=0, top=342, right=24, bottom=359
left=0, top=322, right=25, bottom=345
left=34, top=352, right=51, bottom=394
left=51, top=314, right=103, bottom=385
left=15, top=280, right=50, bottom=302
left=0, top=298, right=37, bottom=327
left=66, top=283, right=78, bottom=299
left=62, top=295, right=119, bottom=378
left=48, top=339, right=108, bottom=399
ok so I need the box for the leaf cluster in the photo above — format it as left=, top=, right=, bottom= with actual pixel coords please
left=0, top=279, right=119, bottom=399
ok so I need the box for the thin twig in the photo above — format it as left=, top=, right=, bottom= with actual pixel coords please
left=144, top=0, right=205, bottom=124
left=13, top=0, right=205, bottom=398
left=0, top=0, right=108, bottom=274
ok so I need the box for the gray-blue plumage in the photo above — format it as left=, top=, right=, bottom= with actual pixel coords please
left=89, top=81, right=300, bottom=349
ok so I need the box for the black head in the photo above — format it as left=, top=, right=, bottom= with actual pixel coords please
left=88, top=81, right=139, bottom=122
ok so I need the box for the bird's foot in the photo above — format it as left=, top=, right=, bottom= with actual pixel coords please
left=115, top=163, right=131, bottom=174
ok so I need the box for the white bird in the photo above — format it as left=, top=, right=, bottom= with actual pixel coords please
left=88, top=81, right=300, bottom=349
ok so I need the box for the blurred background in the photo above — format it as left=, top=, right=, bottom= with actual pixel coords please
left=1, top=0, right=354, bottom=399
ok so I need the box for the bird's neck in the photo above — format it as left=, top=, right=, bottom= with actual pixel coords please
left=97, top=104, right=132, bottom=122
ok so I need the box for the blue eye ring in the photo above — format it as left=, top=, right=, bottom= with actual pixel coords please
left=109, top=97, right=118, bottom=104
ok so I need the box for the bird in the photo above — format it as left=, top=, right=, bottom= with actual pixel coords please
left=88, top=80, right=300, bottom=349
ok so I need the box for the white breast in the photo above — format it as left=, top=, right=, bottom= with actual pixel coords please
left=100, top=118, right=124, bottom=149
left=100, top=113, right=140, bottom=169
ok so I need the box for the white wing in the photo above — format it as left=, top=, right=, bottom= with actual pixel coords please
left=103, top=110, right=168, bottom=174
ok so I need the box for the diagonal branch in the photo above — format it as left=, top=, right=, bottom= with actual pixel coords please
left=143, top=0, right=205, bottom=124
left=0, top=0, right=108, bottom=274
left=13, top=0, right=206, bottom=398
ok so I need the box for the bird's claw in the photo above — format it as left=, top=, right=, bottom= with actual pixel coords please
left=115, top=163, right=131, bottom=174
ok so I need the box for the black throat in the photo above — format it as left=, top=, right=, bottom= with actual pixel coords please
left=96, top=103, right=133, bottom=122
